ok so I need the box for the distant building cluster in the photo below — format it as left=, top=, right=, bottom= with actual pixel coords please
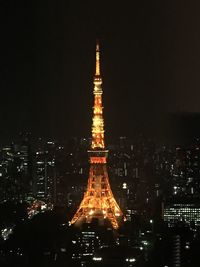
left=1, top=134, right=200, bottom=267
left=0, top=134, right=88, bottom=208
left=0, top=134, right=200, bottom=229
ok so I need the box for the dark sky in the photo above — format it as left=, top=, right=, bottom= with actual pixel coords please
left=1, top=0, right=200, bottom=143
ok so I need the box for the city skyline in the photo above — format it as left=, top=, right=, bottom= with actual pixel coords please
left=1, top=1, right=200, bottom=144
left=1, top=2, right=200, bottom=267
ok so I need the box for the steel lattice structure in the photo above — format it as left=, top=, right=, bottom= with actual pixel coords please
left=71, top=42, right=124, bottom=229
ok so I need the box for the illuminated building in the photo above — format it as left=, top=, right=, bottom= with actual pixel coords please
left=0, top=146, right=14, bottom=201
left=34, top=141, right=57, bottom=203
left=0, top=133, right=32, bottom=201
left=71, top=42, right=124, bottom=229
left=76, top=226, right=101, bottom=258
left=163, top=198, right=200, bottom=228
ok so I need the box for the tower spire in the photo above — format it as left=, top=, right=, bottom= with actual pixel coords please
left=95, top=40, right=100, bottom=76
left=92, top=41, right=104, bottom=150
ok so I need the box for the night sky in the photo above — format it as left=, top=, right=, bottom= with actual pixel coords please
left=1, top=0, right=200, bottom=144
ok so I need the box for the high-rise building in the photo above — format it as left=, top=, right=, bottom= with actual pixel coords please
left=33, top=141, right=57, bottom=203
left=71, top=42, right=124, bottom=229
left=163, top=197, right=200, bottom=228
left=0, top=133, right=32, bottom=202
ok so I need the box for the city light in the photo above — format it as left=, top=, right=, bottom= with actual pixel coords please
left=93, top=256, right=102, bottom=261
left=123, top=182, right=127, bottom=189
left=125, top=258, right=136, bottom=262
left=1, top=226, right=14, bottom=241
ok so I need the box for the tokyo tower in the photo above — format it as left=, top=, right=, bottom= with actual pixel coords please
left=71, top=41, right=124, bottom=229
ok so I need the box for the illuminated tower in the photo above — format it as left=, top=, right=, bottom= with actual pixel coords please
left=71, top=42, right=124, bottom=229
